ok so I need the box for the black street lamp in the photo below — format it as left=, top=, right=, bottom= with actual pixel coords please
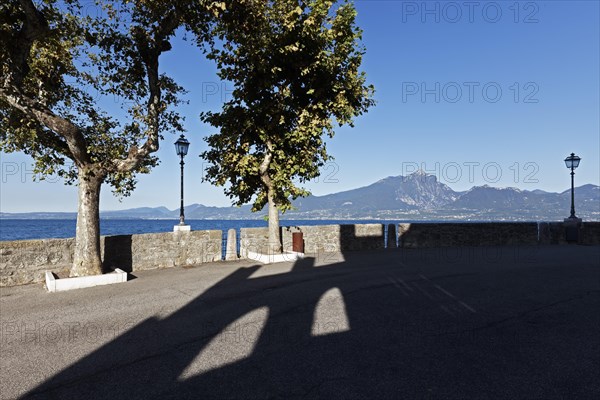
left=175, top=134, right=190, bottom=227
left=564, top=152, right=581, bottom=220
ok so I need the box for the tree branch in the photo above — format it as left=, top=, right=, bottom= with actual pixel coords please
left=0, top=86, right=90, bottom=165
left=112, top=12, right=181, bottom=173
left=8, top=0, right=50, bottom=87
left=259, top=139, right=274, bottom=188
left=34, top=128, right=72, bottom=157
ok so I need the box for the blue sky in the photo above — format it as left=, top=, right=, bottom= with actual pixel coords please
left=1, top=0, right=599, bottom=212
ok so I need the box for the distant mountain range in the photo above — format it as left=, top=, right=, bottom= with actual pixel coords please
left=2, top=171, right=599, bottom=221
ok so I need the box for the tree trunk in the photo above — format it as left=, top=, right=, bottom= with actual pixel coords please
left=266, top=186, right=282, bottom=254
left=71, top=170, right=103, bottom=277
left=259, top=140, right=281, bottom=254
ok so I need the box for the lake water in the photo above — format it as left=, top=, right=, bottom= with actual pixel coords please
left=0, top=219, right=400, bottom=242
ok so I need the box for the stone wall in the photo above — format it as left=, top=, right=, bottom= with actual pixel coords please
left=397, top=223, right=540, bottom=248
left=240, top=221, right=600, bottom=258
left=239, top=227, right=269, bottom=258
left=102, top=230, right=222, bottom=271
left=396, top=222, right=600, bottom=248
left=0, top=230, right=222, bottom=287
left=2, top=222, right=598, bottom=287
left=538, top=221, right=600, bottom=245
left=283, top=224, right=385, bottom=253
left=240, top=224, right=385, bottom=256
left=0, top=238, right=74, bottom=287
left=579, top=222, right=600, bottom=245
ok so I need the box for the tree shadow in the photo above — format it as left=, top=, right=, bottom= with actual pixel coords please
left=103, top=235, right=133, bottom=273
left=22, top=225, right=392, bottom=399
left=19, top=224, right=597, bottom=399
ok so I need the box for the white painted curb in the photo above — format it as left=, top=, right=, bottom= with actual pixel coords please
left=45, top=269, right=128, bottom=292
left=246, top=250, right=304, bottom=265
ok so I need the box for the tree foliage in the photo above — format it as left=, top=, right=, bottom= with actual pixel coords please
left=1, top=0, right=190, bottom=193
left=201, top=0, right=375, bottom=215
left=0, top=0, right=208, bottom=275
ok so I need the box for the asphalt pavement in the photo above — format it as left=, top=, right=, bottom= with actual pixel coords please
left=1, top=245, right=599, bottom=399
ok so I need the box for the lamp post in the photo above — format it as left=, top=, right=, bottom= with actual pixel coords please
left=174, top=134, right=190, bottom=231
left=563, top=152, right=581, bottom=220
left=563, top=152, right=582, bottom=243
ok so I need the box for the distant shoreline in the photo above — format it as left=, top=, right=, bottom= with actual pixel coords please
left=1, top=216, right=585, bottom=222
left=1, top=175, right=597, bottom=222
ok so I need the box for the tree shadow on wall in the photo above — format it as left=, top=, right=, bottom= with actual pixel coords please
left=103, top=235, right=133, bottom=273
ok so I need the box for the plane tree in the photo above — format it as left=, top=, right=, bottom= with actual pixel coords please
left=0, top=0, right=209, bottom=276
left=201, top=0, right=375, bottom=252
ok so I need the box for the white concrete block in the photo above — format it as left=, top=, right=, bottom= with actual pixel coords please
left=246, top=250, right=304, bottom=265
left=45, top=269, right=128, bottom=292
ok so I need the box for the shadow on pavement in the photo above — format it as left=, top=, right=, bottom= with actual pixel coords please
left=21, top=226, right=600, bottom=399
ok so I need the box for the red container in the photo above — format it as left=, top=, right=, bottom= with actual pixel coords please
left=292, top=232, right=304, bottom=253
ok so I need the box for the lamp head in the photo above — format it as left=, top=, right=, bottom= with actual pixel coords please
left=175, top=134, right=190, bottom=157
left=564, top=153, right=580, bottom=169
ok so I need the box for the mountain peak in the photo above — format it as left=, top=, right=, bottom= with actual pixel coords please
left=411, top=169, right=429, bottom=177
left=403, top=169, right=438, bottom=182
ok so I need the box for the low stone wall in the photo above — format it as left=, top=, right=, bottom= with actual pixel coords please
left=397, top=222, right=600, bottom=248
left=240, top=224, right=385, bottom=256
left=2, top=222, right=598, bottom=287
left=579, top=222, right=600, bottom=245
left=0, top=230, right=222, bottom=287
left=397, top=223, right=540, bottom=248
left=240, top=221, right=600, bottom=258
left=283, top=224, right=385, bottom=253
left=0, top=238, right=74, bottom=287
left=102, top=230, right=222, bottom=271
left=538, top=221, right=600, bottom=245
left=239, top=227, right=269, bottom=258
